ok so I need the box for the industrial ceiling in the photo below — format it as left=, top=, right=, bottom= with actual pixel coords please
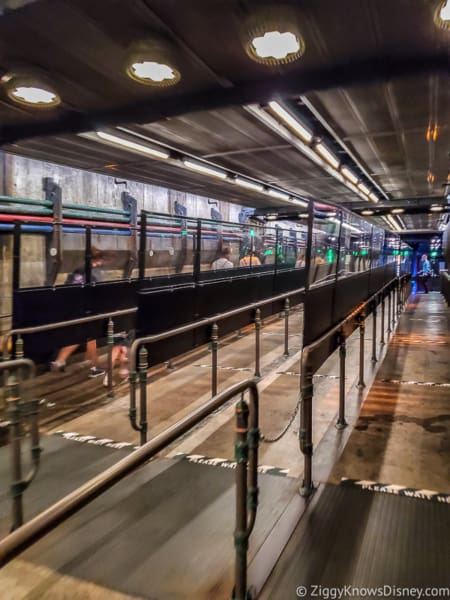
left=0, top=0, right=449, bottom=231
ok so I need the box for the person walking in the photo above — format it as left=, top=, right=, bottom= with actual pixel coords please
left=418, top=253, right=432, bottom=294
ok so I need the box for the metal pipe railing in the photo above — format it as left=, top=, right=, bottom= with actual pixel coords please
left=299, top=275, right=409, bottom=497
left=0, top=359, right=40, bottom=531
left=128, top=285, right=304, bottom=442
left=0, top=377, right=260, bottom=600
left=2, top=307, right=137, bottom=362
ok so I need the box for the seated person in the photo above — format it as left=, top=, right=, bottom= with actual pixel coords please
left=239, top=251, right=261, bottom=267
left=295, top=253, right=305, bottom=268
left=211, top=247, right=234, bottom=269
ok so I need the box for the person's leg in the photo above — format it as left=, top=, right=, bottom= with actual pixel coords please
left=86, top=340, right=105, bottom=377
left=424, top=276, right=429, bottom=294
left=50, top=344, right=78, bottom=370
left=118, top=346, right=129, bottom=380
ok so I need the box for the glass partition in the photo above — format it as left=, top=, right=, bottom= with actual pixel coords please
left=90, top=229, right=133, bottom=282
left=144, top=213, right=195, bottom=278
left=338, top=212, right=372, bottom=277
left=371, top=226, right=385, bottom=268
left=310, top=203, right=339, bottom=286
left=19, top=230, right=48, bottom=288
left=55, top=229, right=86, bottom=286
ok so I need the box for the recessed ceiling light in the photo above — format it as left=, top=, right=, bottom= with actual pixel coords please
left=391, top=208, right=405, bottom=214
left=361, top=209, right=375, bottom=216
left=128, top=61, right=180, bottom=85
left=251, top=31, right=301, bottom=61
left=435, top=0, right=450, bottom=30
left=430, top=205, right=444, bottom=212
left=126, top=39, right=181, bottom=87
left=243, top=5, right=305, bottom=65
left=96, top=131, right=170, bottom=160
left=3, top=75, right=60, bottom=108
left=182, top=158, right=227, bottom=179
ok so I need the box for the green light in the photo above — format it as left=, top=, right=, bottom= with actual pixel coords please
left=430, top=251, right=438, bottom=258
left=250, top=229, right=255, bottom=237
left=317, top=249, right=321, bottom=254
left=361, top=249, right=368, bottom=256
left=264, top=249, right=274, bottom=255
left=181, top=229, right=188, bottom=236
left=327, top=248, right=334, bottom=263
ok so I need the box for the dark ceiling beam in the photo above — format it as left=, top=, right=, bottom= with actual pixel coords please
left=0, top=53, right=448, bottom=145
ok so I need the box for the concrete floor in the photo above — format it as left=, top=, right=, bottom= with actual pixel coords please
left=1, top=291, right=448, bottom=599
left=330, top=292, right=450, bottom=492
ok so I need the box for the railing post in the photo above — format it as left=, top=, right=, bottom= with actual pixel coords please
left=358, top=314, right=366, bottom=389
left=336, top=332, right=347, bottom=430
left=397, top=281, right=402, bottom=317
left=211, top=322, right=218, bottom=397
left=380, top=294, right=385, bottom=345
left=7, top=375, right=24, bottom=530
left=391, top=285, right=396, bottom=329
left=387, top=290, right=392, bottom=335
left=138, top=347, right=148, bottom=445
left=234, top=396, right=249, bottom=600
left=283, top=298, right=290, bottom=357
left=300, top=365, right=314, bottom=497
left=371, top=302, right=377, bottom=363
left=107, top=319, right=114, bottom=398
left=254, top=308, right=261, bottom=378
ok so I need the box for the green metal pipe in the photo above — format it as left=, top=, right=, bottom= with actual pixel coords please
left=0, top=205, right=53, bottom=216
left=63, top=203, right=129, bottom=216
left=0, top=196, right=53, bottom=207
left=62, top=209, right=129, bottom=223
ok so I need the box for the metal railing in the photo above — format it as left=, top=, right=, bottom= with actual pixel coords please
left=0, top=359, right=40, bottom=531
left=128, top=286, right=304, bottom=444
left=0, top=377, right=260, bottom=600
left=2, top=306, right=137, bottom=361
left=299, top=275, right=410, bottom=496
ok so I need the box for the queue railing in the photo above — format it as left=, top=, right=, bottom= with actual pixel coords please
left=128, top=286, right=305, bottom=444
left=299, top=275, right=410, bottom=496
left=0, top=377, right=260, bottom=600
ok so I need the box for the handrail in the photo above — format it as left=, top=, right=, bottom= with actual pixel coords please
left=0, top=359, right=40, bottom=530
left=0, top=377, right=259, bottom=600
left=299, top=274, right=410, bottom=496
left=129, top=285, right=305, bottom=371
left=2, top=307, right=137, bottom=361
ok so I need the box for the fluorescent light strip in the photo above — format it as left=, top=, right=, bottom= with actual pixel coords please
left=96, top=131, right=170, bottom=160
left=358, top=182, right=371, bottom=196
left=368, top=192, right=379, bottom=204
left=182, top=158, right=227, bottom=179
left=268, top=101, right=313, bottom=143
left=391, top=208, right=405, bottom=214
left=267, top=188, right=290, bottom=201
left=300, top=95, right=389, bottom=201
left=341, top=166, right=359, bottom=185
left=234, top=176, right=264, bottom=192
left=315, top=143, right=340, bottom=169
left=290, top=198, right=309, bottom=208
left=342, top=222, right=363, bottom=234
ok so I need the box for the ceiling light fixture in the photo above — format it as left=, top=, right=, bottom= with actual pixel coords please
left=2, top=73, right=60, bottom=108
left=391, top=208, right=405, bottom=214
left=182, top=158, right=227, bottom=179
left=315, top=143, right=340, bottom=169
left=341, top=166, right=359, bottom=185
left=234, top=176, right=264, bottom=192
left=267, top=188, right=290, bottom=201
left=368, top=192, right=379, bottom=204
left=430, top=205, right=444, bottom=212
left=126, top=39, right=181, bottom=87
left=268, top=101, right=313, bottom=143
left=290, top=198, right=309, bottom=208
left=243, top=6, right=305, bottom=65
left=434, top=0, right=450, bottom=29
left=361, top=209, right=375, bottom=216
left=96, top=131, right=170, bottom=160
left=358, top=182, right=371, bottom=196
